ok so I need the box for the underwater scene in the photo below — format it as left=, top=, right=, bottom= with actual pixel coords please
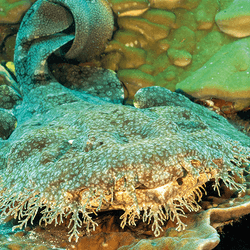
left=0, top=0, right=250, bottom=249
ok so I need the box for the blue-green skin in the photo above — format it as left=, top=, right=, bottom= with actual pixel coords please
left=14, top=0, right=114, bottom=95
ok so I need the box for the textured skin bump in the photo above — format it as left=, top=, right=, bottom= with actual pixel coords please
left=134, top=86, right=186, bottom=108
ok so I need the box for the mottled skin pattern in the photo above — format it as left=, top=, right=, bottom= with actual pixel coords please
left=0, top=0, right=250, bottom=243
left=1, top=84, right=250, bottom=241
left=14, top=0, right=114, bottom=95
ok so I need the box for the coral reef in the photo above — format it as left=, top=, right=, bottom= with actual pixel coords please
left=215, top=0, right=250, bottom=38
left=102, top=0, right=248, bottom=105
left=176, top=37, right=250, bottom=111
left=0, top=0, right=30, bottom=63
left=0, top=0, right=31, bottom=62
left=0, top=0, right=31, bottom=24
left=0, top=25, right=19, bottom=62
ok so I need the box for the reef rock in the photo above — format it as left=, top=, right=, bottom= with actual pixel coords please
left=0, top=0, right=31, bottom=24
left=103, top=0, right=236, bottom=100
left=176, top=37, right=250, bottom=111
left=215, top=0, right=250, bottom=38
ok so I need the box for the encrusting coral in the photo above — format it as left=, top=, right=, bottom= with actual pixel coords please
left=176, top=37, right=250, bottom=111
left=215, top=0, right=250, bottom=38
left=0, top=0, right=31, bottom=24
left=0, top=0, right=250, bottom=247
left=103, top=0, right=250, bottom=106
